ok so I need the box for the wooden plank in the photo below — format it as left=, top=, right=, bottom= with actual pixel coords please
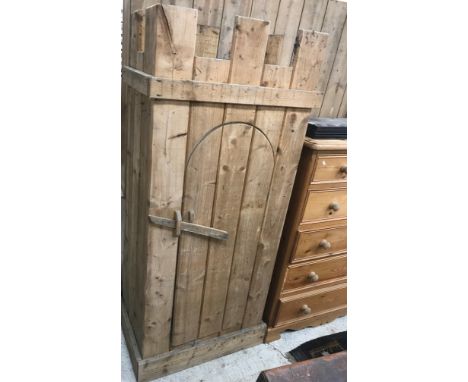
left=274, top=0, right=305, bottom=66
left=316, top=0, right=347, bottom=92
left=123, top=301, right=265, bottom=382
left=122, top=0, right=131, bottom=195
left=291, top=30, right=329, bottom=91
left=122, top=87, right=135, bottom=309
left=222, top=65, right=292, bottom=332
left=141, top=3, right=198, bottom=358
left=123, top=66, right=324, bottom=108
left=217, top=0, right=253, bottom=59
left=299, top=0, right=329, bottom=31
left=320, top=19, right=346, bottom=117
left=161, top=0, right=193, bottom=6
left=122, top=0, right=131, bottom=66
left=130, top=10, right=146, bottom=70
left=199, top=16, right=269, bottom=339
left=264, top=35, right=284, bottom=65
left=143, top=4, right=198, bottom=79
left=250, top=0, right=281, bottom=29
left=193, top=0, right=225, bottom=27
left=132, top=95, right=151, bottom=349
left=337, top=85, right=347, bottom=117
left=243, top=29, right=329, bottom=328
left=148, top=215, right=229, bottom=240
left=195, top=25, right=220, bottom=57
left=172, top=57, right=230, bottom=347
left=131, top=0, right=144, bottom=12
left=127, top=91, right=143, bottom=334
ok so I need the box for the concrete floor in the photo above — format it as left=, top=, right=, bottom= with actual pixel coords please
left=121, top=316, right=347, bottom=382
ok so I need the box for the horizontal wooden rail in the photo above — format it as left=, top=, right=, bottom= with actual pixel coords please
left=123, top=66, right=323, bottom=109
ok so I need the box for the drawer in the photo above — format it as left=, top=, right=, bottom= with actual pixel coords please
left=276, top=284, right=347, bottom=325
left=292, top=226, right=347, bottom=262
left=303, top=189, right=347, bottom=222
left=284, top=255, right=347, bottom=292
left=313, top=154, right=347, bottom=182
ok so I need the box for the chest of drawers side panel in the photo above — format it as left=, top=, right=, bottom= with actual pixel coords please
left=263, top=147, right=318, bottom=324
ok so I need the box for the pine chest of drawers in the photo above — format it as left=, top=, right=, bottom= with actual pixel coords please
left=264, top=138, right=347, bottom=342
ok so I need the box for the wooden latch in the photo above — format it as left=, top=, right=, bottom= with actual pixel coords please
left=148, top=210, right=228, bottom=241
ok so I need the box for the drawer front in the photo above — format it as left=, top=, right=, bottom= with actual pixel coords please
left=303, top=189, right=347, bottom=222
left=313, top=154, right=347, bottom=182
left=292, top=226, right=347, bottom=262
left=276, top=284, right=347, bottom=325
left=284, top=255, right=347, bottom=292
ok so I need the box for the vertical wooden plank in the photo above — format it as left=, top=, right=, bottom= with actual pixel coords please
left=143, top=0, right=161, bottom=7
left=132, top=95, right=151, bottom=349
left=131, top=0, right=144, bottom=12
left=243, top=30, right=329, bottom=328
left=320, top=18, right=346, bottom=117
left=122, top=87, right=135, bottom=309
left=141, top=4, right=198, bottom=358
left=337, top=85, right=347, bottom=117
left=122, top=0, right=132, bottom=66
left=130, top=10, right=145, bottom=70
left=122, top=0, right=131, bottom=195
left=274, top=0, right=305, bottom=66
left=217, top=0, right=254, bottom=59
left=222, top=64, right=292, bottom=332
left=172, top=57, right=231, bottom=347
left=199, top=16, right=270, bottom=339
left=316, top=0, right=347, bottom=92
left=290, top=30, right=329, bottom=91
left=250, top=0, right=281, bottom=29
left=161, top=0, right=193, bottom=6
left=194, top=0, right=225, bottom=27
left=195, top=25, right=220, bottom=58
left=299, top=0, right=329, bottom=31
left=127, top=91, right=143, bottom=327
left=264, top=35, right=284, bottom=65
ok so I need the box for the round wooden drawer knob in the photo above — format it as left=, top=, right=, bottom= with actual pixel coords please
left=329, top=202, right=340, bottom=211
left=340, top=165, right=347, bottom=174
left=307, top=272, right=319, bottom=282
left=319, top=239, right=331, bottom=249
left=300, top=304, right=312, bottom=315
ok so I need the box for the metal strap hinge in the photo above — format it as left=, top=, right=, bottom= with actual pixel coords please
left=148, top=210, right=228, bottom=241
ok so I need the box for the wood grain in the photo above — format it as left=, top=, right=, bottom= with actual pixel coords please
left=217, top=0, right=253, bottom=59
left=313, top=153, right=347, bottom=182
left=276, top=284, right=346, bottom=325
left=195, top=25, right=220, bottom=57
left=303, top=188, right=347, bottom=222
left=274, top=0, right=305, bottom=66
left=222, top=64, right=291, bottom=332
left=123, top=66, right=324, bottom=108
left=141, top=4, right=198, bottom=358
left=316, top=0, right=347, bottom=92
left=250, top=0, right=281, bottom=29
left=293, top=225, right=347, bottom=262
left=284, top=254, right=347, bottom=291
left=320, top=18, right=346, bottom=117
left=171, top=57, right=230, bottom=347
left=242, top=30, right=329, bottom=329
left=194, top=0, right=225, bottom=27
left=122, top=300, right=265, bottom=382
left=299, top=0, right=329, bottom=31
left=199, top=16, right=269, bottom=338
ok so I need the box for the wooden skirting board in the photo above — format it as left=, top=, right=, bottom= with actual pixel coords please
left=122, top=302, right=266, bottom=381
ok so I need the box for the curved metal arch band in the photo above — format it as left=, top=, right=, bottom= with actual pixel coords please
left=185, top=121, right=275, bottom=171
